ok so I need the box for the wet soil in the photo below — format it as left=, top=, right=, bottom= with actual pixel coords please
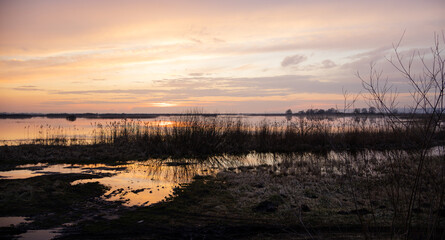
left=59, top=167, right=445, bottom=239
left=0, top=159, right=443, bottom=239
left=0, top=173, right=127, bottom=239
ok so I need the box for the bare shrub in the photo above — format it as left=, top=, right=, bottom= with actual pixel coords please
left=359, top=33, right=445, bottom=239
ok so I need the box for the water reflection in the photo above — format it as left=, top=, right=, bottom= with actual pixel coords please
left=0, top=117, right=174, bottom=145
left=1, top=148, right=442, bottom=207
left=18, top=227, right=62, bottom=240
left=0, top=216, right=31, bottom=227
left=73, top=153, right=290, bottom=206
left=0, top=115, right=387, bottom=145
left=0, top=153, right=302, bottom=206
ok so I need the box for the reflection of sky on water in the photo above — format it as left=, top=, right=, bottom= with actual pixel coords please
left=1, top=148, right=443, bottom=206
left=18, top=227, right=63, bottom=240
left=0, top=116, right=283, bottom=144
left=0, top=216, right=31, bottom=227
left=0, top=115, right=386, bottom=145
left=0, top=153, right=289, bottom=206
left=0, top=117, right=173, bottom=145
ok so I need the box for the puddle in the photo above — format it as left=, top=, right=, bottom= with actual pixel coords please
left=0, top=216, right=62, bottom=240
left=1, top=150, right=441, bottom=207
left=18, top=227, right=62, bottom=240
left=73, top=160, right=227, bottom=206
left=0, top=216, right=31, bottom=227
left=0, top=150, right=443, bottom=238
left=0, top=163, right=123, bottom=180
left=0, top=153, right=286, bottom=206
left=0, top=152, right=379, bottom=206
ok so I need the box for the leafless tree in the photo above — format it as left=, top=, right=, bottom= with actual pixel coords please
left=359, top=32, right=445, bottom=239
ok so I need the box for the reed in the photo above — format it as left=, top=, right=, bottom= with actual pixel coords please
left=14, top=113, right=442, bottom=158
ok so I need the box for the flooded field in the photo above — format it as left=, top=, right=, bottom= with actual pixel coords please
left=0, top=115, right=385, bottom=146
left=0, top=152, right=305, bottom=239
left=0, top=117, right=174, bottom=145
left=2, top=148, right=443, bottom=206
left=1, top=114, right=443, bottom=239
left=0, top=153, right=295, bottom=206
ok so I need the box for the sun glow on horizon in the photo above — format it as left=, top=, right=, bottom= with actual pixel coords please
left=151, top=103, right=178, bottom=108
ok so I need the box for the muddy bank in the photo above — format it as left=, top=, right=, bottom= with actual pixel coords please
left=0, top=173, right=126, bottom=239
left=0, top=144, right=145, bottom=169
left=61, top=164, right=445, bottom=239
left=0, top=152, right=443, bottom=239
left=2, top=141, right=441, bottom=170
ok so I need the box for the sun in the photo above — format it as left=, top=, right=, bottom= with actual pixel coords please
left=151, top=102, right=177, bottom=107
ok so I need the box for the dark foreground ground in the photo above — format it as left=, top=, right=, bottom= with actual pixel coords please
left=1, top=161, right=443, bottom=239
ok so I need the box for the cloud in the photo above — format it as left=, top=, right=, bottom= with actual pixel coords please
left=188, top=73, right=204, bottom=77
left=281, top=55, right=307, bottom=67
left=54, top=89, right=157, bottom=95
left=340, top=46, right=392, bottom=73
left=190, top=38, right=202, bottom=44
left=321, top=59, right=336, bottom=69
left=41, top=100, right=141, bottom=105
left=35, top=74, right=361, bottom=100
left=212, top=38, right=226, bottom=43
left=1, top=0, right=443, bottom=113
left=13, top=85, right=44, bottom=91
left=152, top=75, right=360, bottom=97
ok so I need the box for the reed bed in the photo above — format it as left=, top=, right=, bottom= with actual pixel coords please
left=12, top=114, right=443, bottom=158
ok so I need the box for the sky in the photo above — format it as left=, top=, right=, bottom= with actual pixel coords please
left=0, top=0, right=444, bottom=113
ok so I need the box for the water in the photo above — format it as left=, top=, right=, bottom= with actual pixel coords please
left=0, top=115, right=382, bottom=145
left=0, top=117, right=172, bottom=145
left=6, top=150, right=428, bottom=206
left=1, top=149, right=443, bottom=239
left=18, top=228, right=62, bottom=240
left=0, top=153, right=288, bottom=206
left=0, top=217, right=59, bottom=240
left=1, top=115, right=442, bottom=240
left=0, top=216, right=31, bottom=227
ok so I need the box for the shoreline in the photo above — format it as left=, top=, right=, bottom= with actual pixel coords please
left=0, top=150, right=443, bottom=239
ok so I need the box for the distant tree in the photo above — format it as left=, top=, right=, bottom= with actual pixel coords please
left=285, top=109, right=292, bottom=121
left=326, top=108, right=338, bottom=114
left=353, top=108, right=361, bottom=114
left=368, top=107, right=377, bottom=114
left=306, top=109, right=315, bottom=114
left=66, top=115, right=77, bottom=121
left=298, top=110, right=305, bottom=115
left=361, top=108, right=368, bottom=114
left=316, top=109, right=325, bottom=114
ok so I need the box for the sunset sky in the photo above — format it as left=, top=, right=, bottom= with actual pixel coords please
left=0, top=0, right=443, bottom=113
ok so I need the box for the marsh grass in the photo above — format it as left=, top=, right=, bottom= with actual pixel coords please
left=1, top=115, right=443, bottom=239
left=12, top=114, right=444, bottom=158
